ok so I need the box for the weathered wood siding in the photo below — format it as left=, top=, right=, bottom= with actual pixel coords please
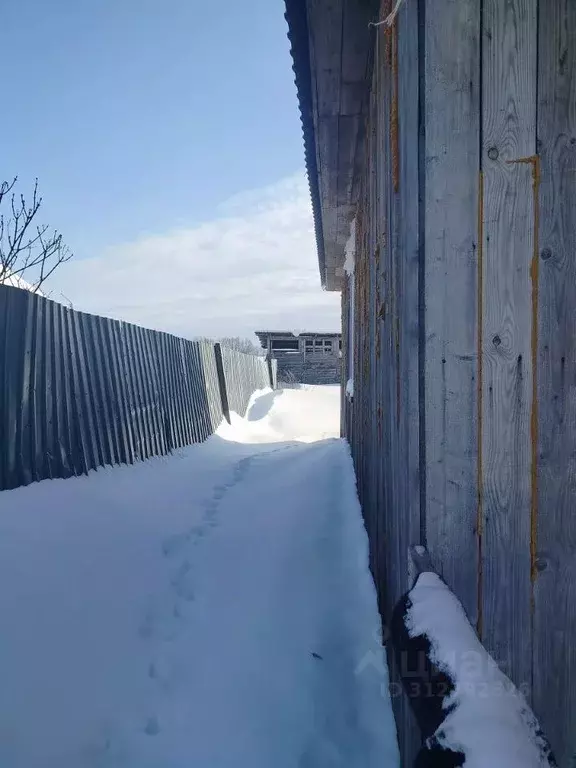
left=534, top=2, right=576, bottom=764
left=271, top=350, right=341, bottom=384
left=342, top=1, right=575, bottom=764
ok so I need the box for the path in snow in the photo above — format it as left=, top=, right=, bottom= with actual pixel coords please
left=0, top=385, right=399, bottom=768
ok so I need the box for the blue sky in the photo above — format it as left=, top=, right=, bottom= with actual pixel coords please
left=2, top=0, right=341, bottom=339
left=2, top=0, right=307, bottom=259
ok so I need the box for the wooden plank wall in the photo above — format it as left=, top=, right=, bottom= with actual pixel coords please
left=424, top=0, right=480, bottom=626
left=346, top=1, right=422, bottom=760
left=481, top=0, right=537, bottom=696
left=535, top=2, right=576, bottom=765
left=342, top=0, right=576, bottom=764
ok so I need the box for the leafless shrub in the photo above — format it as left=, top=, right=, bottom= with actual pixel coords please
left=0, top=177, right=73, bottom=293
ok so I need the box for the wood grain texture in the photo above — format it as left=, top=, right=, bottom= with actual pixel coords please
left=373, top=24, right=389, bottom=616
left=534, top=1, right=576, bottom=764
left=481, top=0, right=537, bottom=691
left=423, top=0, right=481, bottom=625
left=396, top=0, right=423, bottom=761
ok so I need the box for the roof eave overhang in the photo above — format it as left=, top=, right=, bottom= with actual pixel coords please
left=284, top=0, right=377, bottom=291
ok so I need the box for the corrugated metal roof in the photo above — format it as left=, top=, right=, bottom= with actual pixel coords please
left=283, top=0, right=326, bottom=287
left=284, top=0, right=377, bottom=292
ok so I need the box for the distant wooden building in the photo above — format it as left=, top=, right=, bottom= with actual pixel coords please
left=256, top=330, right=341, bottom=384
left=285, top=0, right=575, bottom=764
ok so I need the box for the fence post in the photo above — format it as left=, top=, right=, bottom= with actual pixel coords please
left=267, top=356, right=275, bottom=390
left=214, top=343, right=230, bottom=424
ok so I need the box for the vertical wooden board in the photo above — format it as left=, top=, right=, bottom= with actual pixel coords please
left=370, top=28, right=412, bottom=756
left=373, top=27, right=386, bottom=609
left=397, top=1, right=424, bottom=762
left=481, top=0, right=537, bottom=690
left=534, top=1, right=576, bottom=763
left=371, top=13, right=388, bottom=608
left=352, top=208, right=364, bottom=504
left=423, top=0, right=480, bottom=621
left=364, top=78, right=377, bottom=557
left=341, top=284, right=348, bottom=435
left=387, top=16, right=403, bottom=615
left=397, top=0, right=421, bottom=596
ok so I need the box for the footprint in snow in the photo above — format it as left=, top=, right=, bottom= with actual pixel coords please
left=138, top=609, right=156, bottom=640
left=144, top=716, right=160, bottom=736
left=162, top=530, right=190, bottom=558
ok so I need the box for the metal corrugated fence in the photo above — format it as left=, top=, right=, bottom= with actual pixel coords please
left=0, top=285, right=273, bottom=492
left=220, top=346, right=271, bottom=417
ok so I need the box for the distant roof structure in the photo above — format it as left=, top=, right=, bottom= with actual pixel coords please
left=255, top=330, right=341, bottom=346
left=284, top=0, right=377, bottom=290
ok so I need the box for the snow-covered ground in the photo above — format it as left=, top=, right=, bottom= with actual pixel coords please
left=0, top=385, right=398, bottom=768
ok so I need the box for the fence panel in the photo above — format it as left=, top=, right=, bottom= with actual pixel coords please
left=0, top=286, right=273, bottom=491
left=220, top=347, right=270, bottom=417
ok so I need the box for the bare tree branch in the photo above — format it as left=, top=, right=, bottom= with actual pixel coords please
left=0, top=177, right=73, bottom=292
